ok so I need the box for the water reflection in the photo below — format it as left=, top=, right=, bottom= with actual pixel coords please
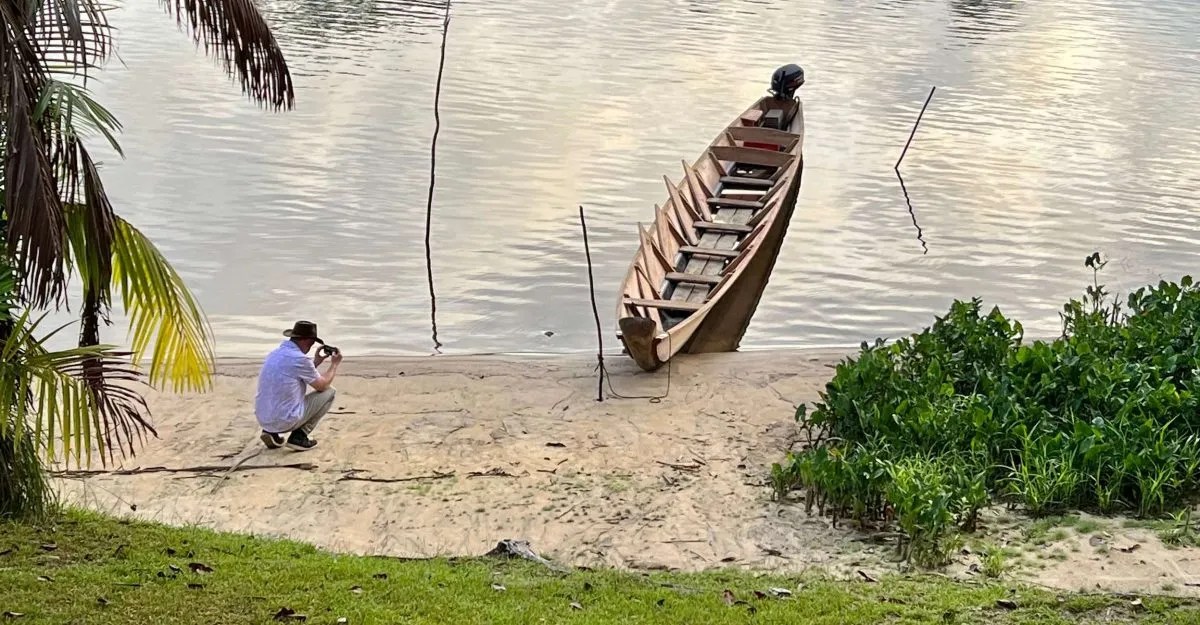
left=947, top=0, right=1024, bottom=44
left=54, top=0, right=1200, bottom=357
left=261, top=0, right=447, bottom=40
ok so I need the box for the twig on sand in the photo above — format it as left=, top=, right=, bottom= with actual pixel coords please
left=221, top=448, right=265, bottom=479
left=656, top=460, right=703, bottom=472
left=550, top=393, right=572, bottom=411
left=554, top=502, right=579, bottom=520
left=51, top=463, right=317, bottom=478
left=536, top=458, right=569, bottom=475
left=339, top=470, right=455, bottom=484
left=467, top=468, right=520, bottom=478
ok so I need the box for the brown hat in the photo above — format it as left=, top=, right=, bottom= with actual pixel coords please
left=283, top=320, right=324, bottom=344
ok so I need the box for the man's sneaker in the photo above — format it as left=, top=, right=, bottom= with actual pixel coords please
left=285, top=430, right=318, bottom=452
left=260, top=431, right=285, bottom=449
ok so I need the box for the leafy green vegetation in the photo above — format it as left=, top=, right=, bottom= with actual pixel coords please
left=774, top=254, right=1200, bottom=567
left=1, top=509, right=1197, bottom=624
left=1158, top=508, right=1200, bottom=548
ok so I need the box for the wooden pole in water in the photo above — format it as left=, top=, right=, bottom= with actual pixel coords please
left=895, top=86, right=935, bottom=255
left=895, top=86, right=936, bottom=171
left=424, top=0, right=452, bottom=352
left=896, top=167, right=928, bottom=254
left=578, top=205, right=605, bottom=402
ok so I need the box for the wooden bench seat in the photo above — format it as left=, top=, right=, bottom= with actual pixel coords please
left=679, top=245, right=740, bottom=259
left=720, top=176, right=774, bottom=188
left=707, top=197, right=764, bottom=209
left=693, top=220, right=753, bottom=234
left=624, top=297, right=703, bottom=312
left=710, top=145, right=793, bottom=169
left=665, top=272, right=721, bottom=285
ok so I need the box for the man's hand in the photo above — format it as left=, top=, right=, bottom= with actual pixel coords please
left=314, top=352, right=327, bottom=367
left=310, top=350, right=341, bottom=392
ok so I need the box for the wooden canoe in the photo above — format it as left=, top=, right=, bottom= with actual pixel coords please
left=615, top=89, right=805, bottom=372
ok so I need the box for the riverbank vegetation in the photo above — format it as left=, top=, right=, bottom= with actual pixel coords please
left=2, top=509, right=1197, bottom=624
left=773, top=254, right=1200, bottom=567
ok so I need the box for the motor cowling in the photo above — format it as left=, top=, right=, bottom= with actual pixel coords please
left=770, top=64, right=805, bottom=100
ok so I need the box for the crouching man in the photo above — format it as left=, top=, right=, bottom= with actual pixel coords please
left=254, top=320, right=343, bottom=451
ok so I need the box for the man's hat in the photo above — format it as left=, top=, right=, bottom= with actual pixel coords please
left=283, top=320, right=324, bottom=344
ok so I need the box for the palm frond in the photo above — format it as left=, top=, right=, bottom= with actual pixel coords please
left=39, top=79, right=122, bottom=352
left=70, top=149, right=116, bottom=351
left=2, top=48, right=69, bottom=309
left=43, top=88, right=207, bottom=401
left=61, top=204, right=212, bottom=394
left=1, top=0, right=116, bottom=309
left=0, top=260, right=16, bottom=320
left=36, top=79, right=124, bottom=158
left=110, top=215, right=214, bottom=393
left=161, top=0, right=294, bottom=110
left=25, top=0, right=113, bottom=80
left=5, top=0, right=292, bottom=309
left=0, top=306, right=152, bottom=468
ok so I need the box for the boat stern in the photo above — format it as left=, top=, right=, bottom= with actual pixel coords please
left=617, top=316, right=663, bottom=372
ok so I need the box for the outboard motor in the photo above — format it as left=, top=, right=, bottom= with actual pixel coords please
left=770, top=63, right=805, bottom=100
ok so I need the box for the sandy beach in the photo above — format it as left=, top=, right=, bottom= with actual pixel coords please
left=53, top=348, right=1200, bottom=595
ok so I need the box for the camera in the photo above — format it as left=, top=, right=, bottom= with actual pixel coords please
left=318, top=344, right=340, bottom=357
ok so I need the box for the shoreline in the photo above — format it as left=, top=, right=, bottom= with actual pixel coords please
left=53, top=347, right=1200, bottom=596
left=205, top=344, right=858, bottom=368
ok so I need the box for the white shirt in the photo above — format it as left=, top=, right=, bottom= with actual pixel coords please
left=255, top=340, right=321, bottom=433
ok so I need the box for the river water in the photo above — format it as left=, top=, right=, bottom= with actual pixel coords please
left=76, top=0, right=1200, bottom=357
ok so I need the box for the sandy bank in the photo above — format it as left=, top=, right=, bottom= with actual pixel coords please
left=53, top=348, right=1200, bottom=595
left=56, top=350, right=844, bottom=568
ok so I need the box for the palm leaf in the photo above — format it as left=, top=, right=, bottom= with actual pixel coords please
left=1, top=0, right=295, bottom=478
left=27, top=0, right=113, bottom=78
left=68, top=147, right=117, bottom=349
left=2, top=58, right=68, bottom=309
left=1, top=0, right=114, bottom=309
left=0, top=306, right=151, bottom=468
left=35, top=79, right=124, bottom=158
left=161, top=0, right=294, bottom=109
left=4, top=0, right=291, bottom=311
left=61, top=202, right=214, bottom=395
left=0, top=259, right=16, bottom=319
left=110, top=215, right=214, bottom=393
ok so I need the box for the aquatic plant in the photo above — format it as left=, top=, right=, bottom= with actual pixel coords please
left=773, top=253, right=1200, bottom=566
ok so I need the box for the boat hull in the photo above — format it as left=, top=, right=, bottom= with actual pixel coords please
left=681, top=155, right=804, bottom=355
left=615, top=94, right=806, bottom=372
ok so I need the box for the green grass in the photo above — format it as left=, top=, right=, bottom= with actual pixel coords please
left=979, top=545, right=1008, bottom=578
left=2, top=511, right=1197, bottom=624
left=1114, top=510, right=1200, bottom=548
left=1025, top=516, right=1101, bottom=546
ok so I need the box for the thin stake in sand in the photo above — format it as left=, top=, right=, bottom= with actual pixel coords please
left=578, top=205, right=605, bottom=402
left=578, top=205, right=671, bottom=403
